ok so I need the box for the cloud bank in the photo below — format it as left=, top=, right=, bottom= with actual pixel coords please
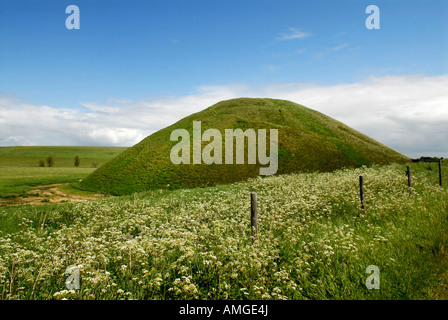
left=1, top=74, right=447, bottom=158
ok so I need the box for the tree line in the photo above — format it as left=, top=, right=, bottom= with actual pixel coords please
left=38, top=156, right=99, bottom=168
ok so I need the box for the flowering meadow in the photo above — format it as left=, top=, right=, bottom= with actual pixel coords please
left=1, top=164, right=447, bottom=300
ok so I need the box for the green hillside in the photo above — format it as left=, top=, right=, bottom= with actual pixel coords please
left=80, top=98, right=410, bottom=195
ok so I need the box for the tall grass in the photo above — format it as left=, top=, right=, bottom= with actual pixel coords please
left=0, top=164, right=447, bottom=300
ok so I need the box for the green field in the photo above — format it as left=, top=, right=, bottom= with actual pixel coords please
left=1, top=161, right=447, bottom=300
left=0, top=146, right=127, bottom=198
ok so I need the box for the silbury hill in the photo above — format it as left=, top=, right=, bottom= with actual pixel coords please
left=80, top=98, right=410, bottom=195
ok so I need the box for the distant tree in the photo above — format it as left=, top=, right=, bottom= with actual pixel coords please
left=74, top=155, right=80, bottom=167
left=47, top=156, right=54, bottom=167
left=38, top=160, right=45, bottom=167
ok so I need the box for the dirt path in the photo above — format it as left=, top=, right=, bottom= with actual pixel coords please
left=0, top=183, right=111, bottom=207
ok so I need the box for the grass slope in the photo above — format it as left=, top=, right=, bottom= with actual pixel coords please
left=81, top=98, right=410, bottom=195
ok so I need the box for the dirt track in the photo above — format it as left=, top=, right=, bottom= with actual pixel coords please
left=0, top=183, right=110, bottom=207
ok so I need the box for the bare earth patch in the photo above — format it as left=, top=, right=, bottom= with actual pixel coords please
left=0, top=183, right=111, bottom=207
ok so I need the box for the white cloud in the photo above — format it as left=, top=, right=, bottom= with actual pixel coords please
left=249, top=75, right=448, bottom=158
left=0, top=86, right=240, bottom=147
left=261, top=64, right=280, bottom=73
left=1, top=74, right=447, bottom=158
left=277, top=27, right=312, bottom=41
left=329, top=43, right=350, bottom=51
left=272, top=48, right=306, bottom=58
left=313, top=43, right=353, bottom=61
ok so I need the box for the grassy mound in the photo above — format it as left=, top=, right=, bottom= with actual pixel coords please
left=80, top=98, right=409, bottom=195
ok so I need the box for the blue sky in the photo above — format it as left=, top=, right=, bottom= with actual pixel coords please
left=0, top=0, right=447, bottom=157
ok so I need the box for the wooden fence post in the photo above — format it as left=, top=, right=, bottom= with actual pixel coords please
left=250, top=193, right=258, bottom=240
left=359, top=176, right=365, bottom=209
left=406, top=166, right=412, bottom=194
left=439, top=158, right=443, bottom=187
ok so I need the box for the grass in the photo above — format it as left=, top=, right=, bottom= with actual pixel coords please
left=0, top=167, right=95, bottom=197
left=0, top=146, right=127, bottom=198
left=411, top=161, right=446, bottom=186
left=80, top=98, right=410, bottom=195
left=1, top=162, right=447, bottom=300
